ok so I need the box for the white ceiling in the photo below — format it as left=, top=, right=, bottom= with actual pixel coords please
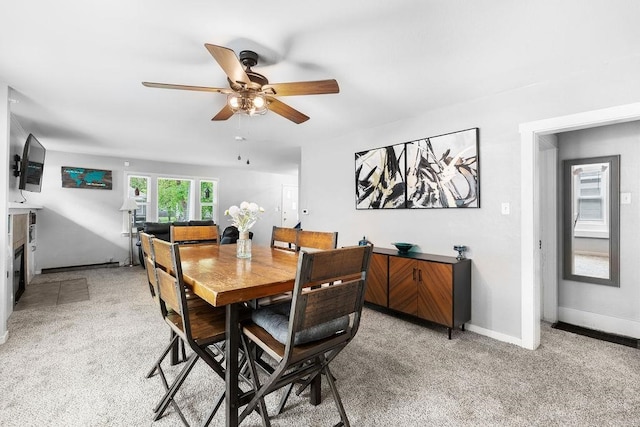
left=2, top=1, right=639, bottom=174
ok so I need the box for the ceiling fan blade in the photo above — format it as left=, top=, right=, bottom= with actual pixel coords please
left=204, top=43, right=250, bottom=87
left=262, top=79, right=339, bottom=96
left=211, top=104, right=235, bottom=121
left=142, top=82, right=232, bottom=93
left=266, top=97, right=310, bottom=124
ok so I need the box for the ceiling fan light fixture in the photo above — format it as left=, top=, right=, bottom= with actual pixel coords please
left=228, top=94, right=241, bottom=109
left=227, top=92, right=267, bottom=116
left=252, top=94, right=266, bottom=109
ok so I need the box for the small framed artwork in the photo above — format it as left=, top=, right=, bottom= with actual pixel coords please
left=61, top=166, right=113, bottom=190
left=355, top=127, right=479, bottom=209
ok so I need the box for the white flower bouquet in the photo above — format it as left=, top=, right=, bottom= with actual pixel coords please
left=225, top=201, right=265, bottom=233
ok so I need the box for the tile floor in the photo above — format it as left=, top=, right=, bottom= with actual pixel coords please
left=14, top=278, right=89, bottom=310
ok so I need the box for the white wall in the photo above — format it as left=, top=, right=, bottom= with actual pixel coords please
left=557, top=122, right=640, bottom=336
left=0, top=82, right=10, bottom=343
left=300, top=54, right=640, bottom=342
left=8, top=149, right=296, bottom=271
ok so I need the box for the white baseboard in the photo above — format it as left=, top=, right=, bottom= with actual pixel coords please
left=465, top=323, right=523, bottom=347
left=0, top=330, right=8, bottom=345
left=558, top=306, right=640, bottom=339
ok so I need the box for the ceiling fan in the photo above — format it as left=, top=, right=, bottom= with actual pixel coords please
left=142, top=43, right=339, bottom=124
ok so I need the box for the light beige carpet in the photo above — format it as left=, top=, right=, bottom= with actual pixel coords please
left=1, top=266, right=639, bottom=426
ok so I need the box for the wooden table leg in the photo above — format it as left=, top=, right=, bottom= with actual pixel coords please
left=225, top=303, right=239, bottom=427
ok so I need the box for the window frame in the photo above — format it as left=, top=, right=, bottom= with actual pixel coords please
left=126, top=174, right=150, bottom=230
left=124, top=171, right=219, bottom=229
left=199, top=179, right=217, bottom=221
left=572, top=164, right=609, bottom=239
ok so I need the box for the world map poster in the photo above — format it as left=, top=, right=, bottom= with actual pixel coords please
left=61, top=166, right=113, bottom=190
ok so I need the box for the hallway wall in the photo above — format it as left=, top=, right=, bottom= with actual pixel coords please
left=557, top=121, right=640, bottom=337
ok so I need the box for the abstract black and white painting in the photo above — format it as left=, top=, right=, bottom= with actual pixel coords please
left=406, top=128, right=479, bottom=208
left=355, top=128, right=479, bottom=209
left=355, top=143, right=406, bottom=209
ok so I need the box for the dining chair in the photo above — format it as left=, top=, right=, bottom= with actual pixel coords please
left=239, top=245, right=373, bottom=427
left=139, top=232, right=189, bottom=424
left=150, top=238, right=260, bottom=426
left=295, top=230, right=338, bottom=252
left=170, top=224, right=219, bottom=245
left=270, top=226, right=299, bottom=252
left=258, top=229, right=339, bottom=309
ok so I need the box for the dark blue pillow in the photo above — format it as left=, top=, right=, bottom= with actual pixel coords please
left=251, top=302, right=349, bottom=345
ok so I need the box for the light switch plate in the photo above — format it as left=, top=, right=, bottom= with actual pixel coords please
left=621, top=192, right=631, bottom=204
left=501, top=202, right=510, bottom=215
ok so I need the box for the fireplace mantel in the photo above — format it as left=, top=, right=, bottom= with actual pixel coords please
left=8, top=202, right=42, bottom=214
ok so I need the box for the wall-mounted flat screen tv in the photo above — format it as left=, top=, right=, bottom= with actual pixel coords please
left=19, top=134, right=46, bottom=193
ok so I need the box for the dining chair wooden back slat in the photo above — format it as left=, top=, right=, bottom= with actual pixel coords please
left=156, top=267, right=183, bottom=316
left=139, top=232, right=158, bottom=299
left=171, top=225, right=219, bottom=245
left=271, top=226, right=298, bottom=252
left=296, top=230, right=338, bottom=251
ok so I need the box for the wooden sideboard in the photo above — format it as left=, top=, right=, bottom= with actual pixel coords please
left=364, top=247, right=471, bottom=339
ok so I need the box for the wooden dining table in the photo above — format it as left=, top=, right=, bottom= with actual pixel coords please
left=178, top=243, right=302, bottom=427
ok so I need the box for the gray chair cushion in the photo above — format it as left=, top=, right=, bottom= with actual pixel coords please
left=251, top=301, right=349, bottom=346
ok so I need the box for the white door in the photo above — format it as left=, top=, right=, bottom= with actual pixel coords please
left=281, top=185, right=298, bottom=227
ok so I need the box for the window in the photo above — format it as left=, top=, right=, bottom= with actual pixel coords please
left=572, top=163, right=609, bottom=238
left=125, top=172, right=218, bottom=225
left=200, top=180, right=216, bottom=220
left=577, top=170, right=603, bottom=221
left=127, top=175, right=149, bottom=229
left=157, top=178, right=192, bottom=222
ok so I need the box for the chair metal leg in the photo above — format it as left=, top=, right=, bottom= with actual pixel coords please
left=240, top=334, right=271, bottom=427
left=276, top=383, right=294, bottom=415
left=201, top=391, right=225, bottom=427
left=180, top=336, right=187, bottom=362
left=146, top=333, right=179, bottom=379
left=154, top=353, right=199, bottom=419
left=324, top=365, right=350, bottom=427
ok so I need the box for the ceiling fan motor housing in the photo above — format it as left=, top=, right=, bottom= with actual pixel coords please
left=239, top=50, right=259, bottom=68
left=239, top=50, right=269, bottom=86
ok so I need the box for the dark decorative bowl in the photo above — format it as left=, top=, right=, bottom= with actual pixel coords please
left=392, top=242, right=414, bottom=254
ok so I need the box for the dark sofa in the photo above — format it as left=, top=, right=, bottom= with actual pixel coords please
left=136, top=220, right=215, bottom=267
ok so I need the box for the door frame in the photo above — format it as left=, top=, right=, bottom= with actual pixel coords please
left=519, top=101, right=640, bottom=350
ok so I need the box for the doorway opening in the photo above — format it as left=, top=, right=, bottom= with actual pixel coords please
left=519, top=101, right=640, bottom=350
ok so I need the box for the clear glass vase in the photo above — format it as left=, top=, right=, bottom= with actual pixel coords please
left=236, top=231, right=252, bottom=259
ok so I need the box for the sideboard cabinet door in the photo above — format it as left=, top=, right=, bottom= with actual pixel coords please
left=388, top=257, right=418, bottom=316
left=417, top=261, right=453, bottom=327
left=365, top=253, right=389, bottom=306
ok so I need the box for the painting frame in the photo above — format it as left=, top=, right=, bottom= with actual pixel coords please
left=355, top=143, right=407, bottom=209
left=355, top=127, right=479, bottom=209
left=61, top=166, right=113, bottom=190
